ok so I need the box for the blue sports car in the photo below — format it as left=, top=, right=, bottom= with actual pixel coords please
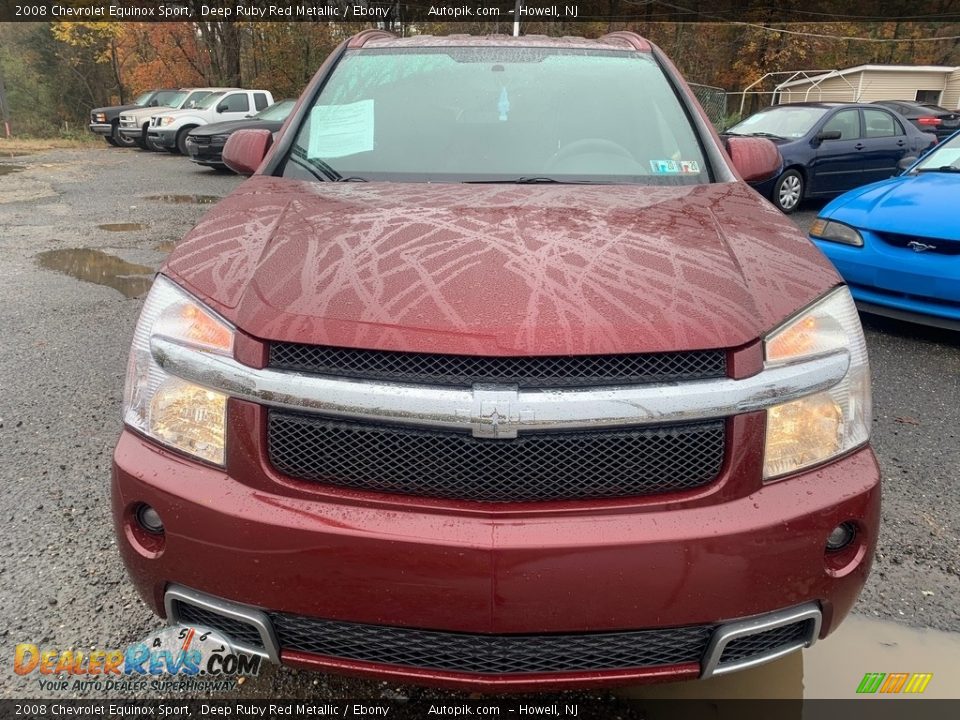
left=809, top=130, right=960, bottom=330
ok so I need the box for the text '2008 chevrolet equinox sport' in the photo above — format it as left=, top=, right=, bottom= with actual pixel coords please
left=112, top=30, right=879, bottom=691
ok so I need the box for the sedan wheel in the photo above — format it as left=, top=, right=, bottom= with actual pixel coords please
left=774, top=170, right=803, bottom=213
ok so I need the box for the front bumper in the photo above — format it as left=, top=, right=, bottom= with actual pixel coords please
left=112, top=420, right=880, bottom=690
left=118, top=122, right=144, bottom=139
left=146, top=128, right=177, bottom=148
left=814, top=232, right=960, bottom=326
left=185, top=138, right=226, bottom=166
left=89, top=123, right=112, bottom=136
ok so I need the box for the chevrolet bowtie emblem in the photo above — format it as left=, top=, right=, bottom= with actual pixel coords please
left=469, top=385, right=524, bottom=439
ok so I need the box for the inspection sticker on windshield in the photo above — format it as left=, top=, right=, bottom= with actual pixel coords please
left=650, top=160, right=700, bottom=174
left=308, top=99, right=374, bottom=159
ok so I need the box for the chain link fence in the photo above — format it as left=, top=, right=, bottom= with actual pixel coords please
left=688, top=83, right=731, bottom=131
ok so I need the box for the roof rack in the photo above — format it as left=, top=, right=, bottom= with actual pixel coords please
left=348, top=29, right=397, bottom=48
left=599, top=31, right=652, bottom=52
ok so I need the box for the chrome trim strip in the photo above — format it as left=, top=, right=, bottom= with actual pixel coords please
left=164, top=585, right=280, bottom=664
left=701, top=603, right=822, bottom=678
left=151, top=336, right=849, bottom=437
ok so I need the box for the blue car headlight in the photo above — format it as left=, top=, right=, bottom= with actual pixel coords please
left=810, top=218, right=863, bottom=247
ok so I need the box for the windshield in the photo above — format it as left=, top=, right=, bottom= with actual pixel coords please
left=179, top=91, right=212, bottom=109
left=133, top=92, right=153, bottom=106
left=154, top=90, right=187, bottom=107
left=914, top=132, right=960, bottom=171
left=729, top=106, right=829, bottom=139
left=195, top=92, right=227, bottom=110
left=255, top=100, right=295, bottom=122
left=280, top=47, right=710, bottom=184
left=153, top=90, right=185, bottom=107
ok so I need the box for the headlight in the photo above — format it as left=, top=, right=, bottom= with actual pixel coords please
left=210, top=135, right=230, bottom=143
left=160, top=117, right=175, bottom=126
left=809, top=218, right=863, bottom=247
left=123, top=276, right=233, bottom=465
left=762, top=286, right=871, bottom=479
left=94, top=113, right=106, bottom=122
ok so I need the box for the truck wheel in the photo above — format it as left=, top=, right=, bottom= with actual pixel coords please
left=773, top=170, right=803, bottom=214
left=104, top=136, right=118, bottom=147
left=111, top=122, right=136, bottom=148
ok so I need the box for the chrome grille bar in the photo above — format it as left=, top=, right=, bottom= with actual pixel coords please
left=151, top=336, right=849, bottom=437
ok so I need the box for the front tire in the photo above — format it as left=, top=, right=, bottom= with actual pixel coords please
left=111, top=122, right=136, bottom=148
left=175, top=127, right=195, bottom=156
left=104, top=136, right=118, bottom=147
left=773, top=170, right=803, bottom=214
left=134, top=125, right=150, bottom=150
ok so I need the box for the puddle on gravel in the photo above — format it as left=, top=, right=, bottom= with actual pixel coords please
left=98, top=222, right=149, bottom=232
left=0, top=163, right=25, bottom=176
left=143, top=194, right=221, bottom=205
left=36, top=248, right=154, bottom=298
left=619, top=615, right=960, bottom=703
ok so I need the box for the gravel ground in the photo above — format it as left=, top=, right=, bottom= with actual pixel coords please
left=0, top=147, right=957, bottom=701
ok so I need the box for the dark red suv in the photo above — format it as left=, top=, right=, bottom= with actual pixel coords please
left=112, top=30, right=879, bottom=691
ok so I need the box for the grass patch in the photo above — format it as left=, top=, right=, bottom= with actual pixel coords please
left=0, top=136, right=101, bottom=154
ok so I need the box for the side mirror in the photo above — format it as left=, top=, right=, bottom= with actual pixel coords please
left=896, top=156, right=917, bottom=174
left=223, top=128, right=273, bottom=175
left=216, top=103, right=229, bottom=113
left=815, top=130, right=842, bottom=144
left=725, top=136, right=782, bottom=182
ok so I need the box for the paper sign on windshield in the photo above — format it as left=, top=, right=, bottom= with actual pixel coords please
left=308, top=100, right=374, bottom=159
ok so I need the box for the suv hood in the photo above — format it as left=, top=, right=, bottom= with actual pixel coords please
left=165, top=177, right=839, bottom=355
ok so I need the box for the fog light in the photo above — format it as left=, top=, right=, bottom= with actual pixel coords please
left=136, top=504, right=164, bottom=534
left=826, top=522, right=855, bottom=552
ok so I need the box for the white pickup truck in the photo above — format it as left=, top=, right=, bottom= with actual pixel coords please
left=147, top=89, right=274, bottom=155
left=118, top=88, right=236, bottom=150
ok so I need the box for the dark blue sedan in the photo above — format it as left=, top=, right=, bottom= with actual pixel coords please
left=809, top=130, right=960, bottom=330
left=725, top=102, right=937, bottom=213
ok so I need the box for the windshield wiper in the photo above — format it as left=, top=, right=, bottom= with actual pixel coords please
left=289, top=146, right=343, bottom=181
left=745, top=132, right=786, bottom=139
left=916, top=165, right=960, bottom=173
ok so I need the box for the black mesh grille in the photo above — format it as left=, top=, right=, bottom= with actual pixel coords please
left=718, top=621, right=813, bottom=665
left=267, top=412, right=725, bottom=502
left=875, top=232, right=960, bottom=256
left=268, top=343, right=726, bottom=388
left=175, top=603, right=264, bottom=649
left=271, top=613, right=712, bottom=674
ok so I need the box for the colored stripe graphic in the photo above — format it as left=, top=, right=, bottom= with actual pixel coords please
left=857, top=673, right=885, bottom=693
left=857, top=672, right=932, bottom=694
